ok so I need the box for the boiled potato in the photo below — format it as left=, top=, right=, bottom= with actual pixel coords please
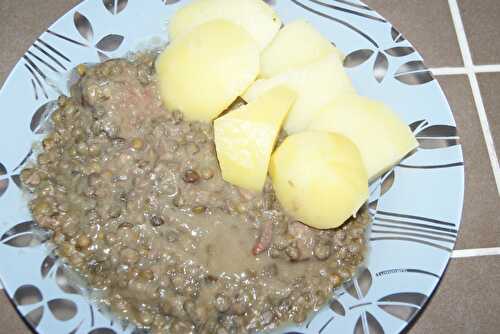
left=260, top=20, right=343, bottom=78
left=214, top=86, right=296, bottom=192
left=243, top=54, right=355, bottom=133
left=270, top=131, right=368, bottom=229
left=156, top=20, right=260, bottom=122
left=308, top=94, right=418, bottom=180
left=169, top=0, right=281, bottom=50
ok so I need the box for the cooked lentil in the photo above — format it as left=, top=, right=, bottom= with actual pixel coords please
left=23, top=53, right=371, bottom=333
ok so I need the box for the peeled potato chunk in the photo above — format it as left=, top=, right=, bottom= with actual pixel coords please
left=214, top=86, right=296, bottom=192
left=156, top=20, right=260, bottom=122
left=270, top=131, right=368, bottom=229
left=243, top=54, right=355, bottom=133
left=308, top=94, right=418, bottom=180
left=169, top=0, right=281, bottom=50
left=260, top=20, right=344, bottom=78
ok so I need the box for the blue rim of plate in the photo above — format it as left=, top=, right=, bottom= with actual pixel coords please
left=0, top=1, right=464, bottom=333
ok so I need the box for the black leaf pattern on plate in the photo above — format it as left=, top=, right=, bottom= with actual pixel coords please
left=377, top=292, right=427, bottom=321
left=24, top=63, right=48, bottom=99
left=0, top=162, right=7, bottom=176
left=380, top=169, right=395, bottom=196
left=368, top=198, right=378, bottom=217
left=373, top=52, right=388, bottom=83
left=95, top=34, right=124, bottom=52
left=409, top=120, right=428, bottom=132
left=378, top=304, right=418, bottom=322
left=103, top=0, right=128, bottom=15
left=0, top=178, right=7, bottom=197
left=384, top=46, right=414, bottom=57
left=415, top=124, right=459, bottom=149
left=23, top=55, right=62, bottom=97
left=98, top=51, right=110, bottom=63
left=354, top=311, right=384, bottom=334
left=417, top=124, right=457, bottom=137
left=344, top=49, right=374, bottom=68
left=354, top=314, right=364, bottom=334
left=41, top=254, right=58, bottom=278
left=394, top=61, right=434, bottom=85
left=330, top=298, right=346, bottom=316
left=378, top=292, right=427, bottom=305
left=376, top=268, right=440, bottom=279
left=74, top=12, right=94, bottom=43
left=15, top=290, right=45, bottom=327
left=68, top=321, right=84, bottom=334
left=398, top=161, right=463, bottom=170
left=305, top=0, right=385, bottom=22
left=47, top=29, right=88, bottom=47
left=31, top=100, right=57, bottom=134
left=31, top=78, right=39, bottom=100
left=26, top=306, right=44, bottom=328
left=13, top=284, right=80, bottom=327
left=335, top=0, right=371, bottom=11
left=366, top=311, right=384, bottom=334
left=11, top=174, right=22, bottom=189
left=345, top=267, right=372, bottom=300
left=26, top=50, right=60, bottom=74
left=14, top=285, right=43, bottom=305
left=0, top=163, right=7, bottom=196
left=13, top=149, right=34, bottom=172
left=56, top=266, right=87, bottom=295
left=290, top=0, right=378, bottom=47
left=0, top=221, right=50, bottom=247
left=47, top=299, right=77, bottom=321
left=163, top=0, right=181, bottom=4
left=404, top=119, right=460, bottom=162
left=371, top=210, right=455, bottom=251
left=88, top=329, right=117, bottom=334
left=390, top=27, right=405, bottom=43
left=33, top=38, right=71, bottom=71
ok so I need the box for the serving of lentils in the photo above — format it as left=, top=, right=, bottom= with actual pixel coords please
left=20, top=53, right=370, bottom=334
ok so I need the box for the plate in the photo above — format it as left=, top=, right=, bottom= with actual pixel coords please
left=0, top=0, right=464, bottom=333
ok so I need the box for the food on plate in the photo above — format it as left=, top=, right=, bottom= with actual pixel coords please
left=156, top=19, right=259, bottom=122
left=17, top=0, right=421, bottom=331
left=260, top=19, right=344, bottom=78
left=308, top=94, right=418, bottom=179
left=214, top=86, right=296, bottom=191
left=269, top=131, right=369, bottom=229
left=242, top=54, right=355, bottom=133
left=169, top=0, right=281, bottom=50
left=22, top=56, right=370, bottom=333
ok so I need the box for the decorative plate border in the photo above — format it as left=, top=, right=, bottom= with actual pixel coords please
left=0, top=1, right=464, bottom=333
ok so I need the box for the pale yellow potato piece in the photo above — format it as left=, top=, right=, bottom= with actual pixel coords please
left=156, top=20, right=260, bottom=122
left=308, top=94, right=418, bottom=180
left=214, top=86, right=296, bottom=192
left=169, top=0, right=281, bottom=50
left=243, top=54, right=355, bottom=133
left=260, top=20, right=344, bottom=78
left=270, top=131, right=368, bottom=229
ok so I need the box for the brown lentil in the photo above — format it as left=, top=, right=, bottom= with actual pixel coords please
left=182, top=169, right=200, bottom=184
left=22, top=55, right=370, bottom=333
left=150, top=215, right=165, bottom=227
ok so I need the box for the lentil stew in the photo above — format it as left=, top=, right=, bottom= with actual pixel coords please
left=21, top=54, right=370, bottom=334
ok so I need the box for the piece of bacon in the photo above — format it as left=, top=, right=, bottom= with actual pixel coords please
left=252, top=220, right=273, bottom=256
